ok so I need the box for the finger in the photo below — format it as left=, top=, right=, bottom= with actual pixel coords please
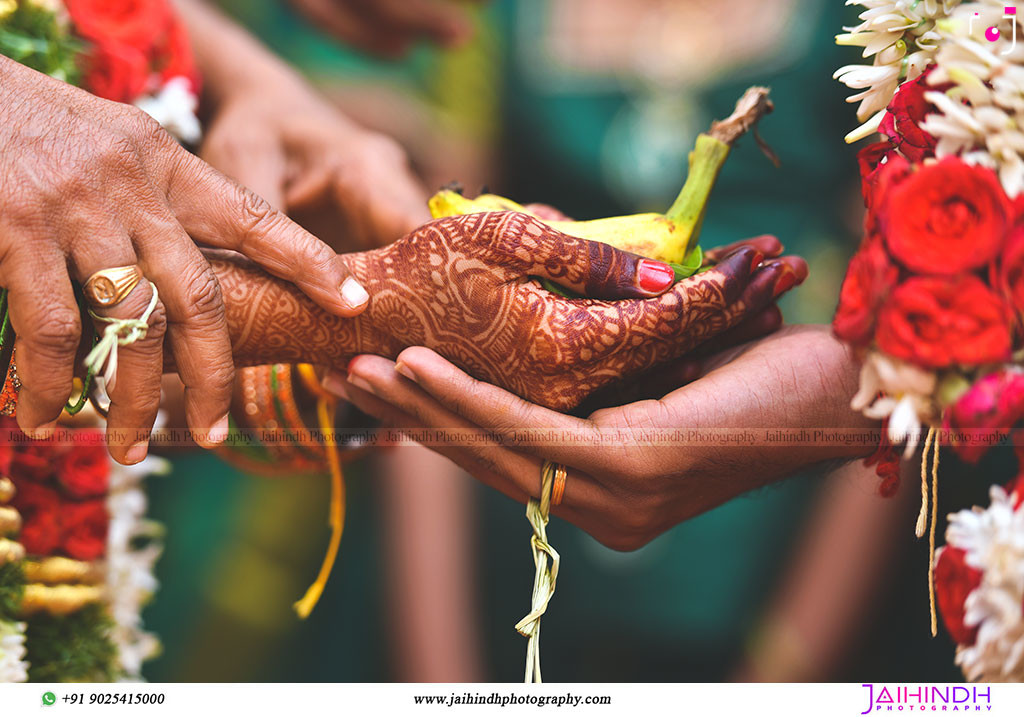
left=466, top=211, right=678, bottom=299
left=350, top=346, right=619, bottom=470
left=703, top=235, right=782, bottom=264
left=522, top=203, right=573, bottom=222
left=578, top=305, right=785, bottom=410
left=296, top=0, right=415, bottom=56
left=727, top=259, right=800, bottom=324
left=666, top=244, right=763, bottom=309
left=330, top=161, right=430, bottom=247
left=67, top=239, right=166, bottom=464
left=329, top=357, right=607, bottom=518
left=354, top=0, right=473, bottom=47
left=1, top=242, right=80, bottom=438
left=97, top=281, right=167, bottom=464
left=164, top=151, right=370, bottom=316
left=201, top=129, right=287, bottom=210
left=701, top=304, right=784, bottom=350
left=131, top=209, right=235, bottom=447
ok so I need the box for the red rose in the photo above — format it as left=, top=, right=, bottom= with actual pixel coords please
left=992, top=225, right=1024, bottom=319
left=876, top=276, right=1012, bottom=368
left=881, top=158, right=1011, bottom=275
left=157, top=17, right=200, bottom=94
left=82, top=41, right=151, bottom=103
left=945, top=370, right=1024, bottom=463
left=65, top=0, right=173, bottom=52
left=934, top=546, right=983, bottom=646
left=56, top=430, right=109, bottom=499
left=858, top=141, right=896, bottom=210
left=11, top=480, right=62, bottom=556
left=61, top=500, right=108, bottom=561
left=10, top=437, right=64, bottom=482
left=879, top=68, right=940, bottom=163
left=833, top=239, right=900, bottom=346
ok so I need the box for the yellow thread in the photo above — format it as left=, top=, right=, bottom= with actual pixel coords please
left=293, top=396, right=346, bottom=619
left=516, top=460, right=559, bottom=683
left=928, top=433, right=940, bottom=637
left=916, top=428, right=935, bottom=538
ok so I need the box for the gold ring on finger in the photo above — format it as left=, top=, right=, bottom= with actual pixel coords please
left=83, top=265, right=143, bottom=309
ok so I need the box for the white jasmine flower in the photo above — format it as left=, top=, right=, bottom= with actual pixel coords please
left=0, top=620, right=28, bottom=683
left=105, top=457, right=167, bottom=679
left=836, top=0, right=961, bottom=126
left=946, top=486, right=1024, bottom=681
left=851, top=351, right=937, bottom=455
left=134, top=77, right=202, bottom=146
left=921, top=3, right=1024, bottom=195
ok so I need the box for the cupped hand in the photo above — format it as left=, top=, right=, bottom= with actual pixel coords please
left=202, top=74, right=429, bottom=251
left=0, top=58, right=366, bottom=462
left=333, top=211, right=800, bottom=412
left=287, top=0, right=479, bottom=58
left=327, top=325, right=875, bottom=550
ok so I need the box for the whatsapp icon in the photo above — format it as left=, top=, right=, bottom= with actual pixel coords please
left=41, top=691, right=56, bottom=706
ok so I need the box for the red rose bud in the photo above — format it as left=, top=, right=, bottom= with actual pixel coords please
left=945, top=371, right=1024, bottom=463
left=56, top=430, right=110, bottom=499
left=61, top=500, right=108, bottom=562
left=881, top=158, right=1011, bottom=275
left=10, top=481, right=62, bottom=556
left=934, top=546, right=983, bottom=646
left=876, top=276, right=1012, bottom=369
left=858, top=141, right=897, bottom=211
left=878, top=68, right=941, bottom=163
left=833, top=239, right=900, bottom=346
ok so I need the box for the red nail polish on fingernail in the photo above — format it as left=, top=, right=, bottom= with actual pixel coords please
left=773, top=270, right=797, bottom=298
left=750, top=251, right=765, bottom=272
left=637, top=260, right=675, bottom=293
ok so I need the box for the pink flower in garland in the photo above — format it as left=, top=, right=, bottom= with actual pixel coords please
left=945, top=371, right=1024, bottom=464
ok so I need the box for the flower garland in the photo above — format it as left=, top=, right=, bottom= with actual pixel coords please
left=0, top=0, right=201, bottom=682
left=0, top=417, right=168, bottom=682
left=834, top=0, right=1024, bottom=680
left=0, top=0, right=201, bottom=145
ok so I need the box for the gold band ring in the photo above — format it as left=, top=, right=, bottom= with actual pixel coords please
left=83, top=265, right=143, bottom=308
left=550, top=462, right=567, bottom=506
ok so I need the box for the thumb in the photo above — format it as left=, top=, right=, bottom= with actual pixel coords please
left=474, top=211, right=678, bottom=300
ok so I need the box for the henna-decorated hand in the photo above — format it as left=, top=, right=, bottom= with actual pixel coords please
left=219, top=211, right=803, bottom=412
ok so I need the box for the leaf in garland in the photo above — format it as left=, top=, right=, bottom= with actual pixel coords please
left=0, top=561, right=25, bottom=619
left=26, top=604, right=118, bottom=683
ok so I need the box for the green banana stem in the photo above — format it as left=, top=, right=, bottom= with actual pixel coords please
left=665, top=86, right=775, bottom=255
left=664, top=134, right=731, bottom=255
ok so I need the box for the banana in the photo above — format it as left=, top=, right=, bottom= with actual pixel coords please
left=430, top=189, right=695, bottom=265
left=428, top=86, right=776, bottom=279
